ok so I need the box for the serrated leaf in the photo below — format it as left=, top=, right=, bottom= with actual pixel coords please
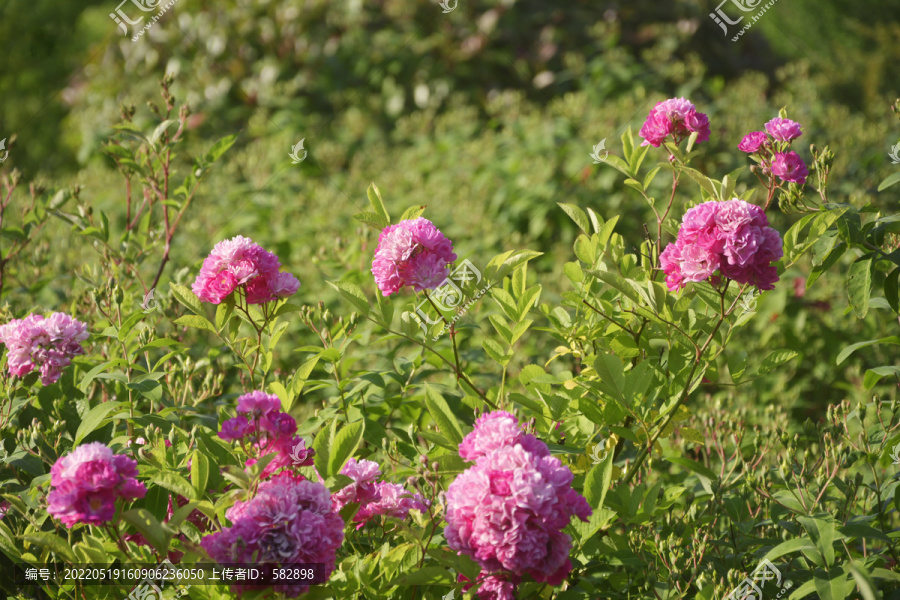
left=847, top=256, right=873, bottom=318
left=74, top=401, right=129, bottom=445
left=758, top=349, right=799, bottom=375
left=121, top=509, right=170, bottom=555
left=174, top=314, right=217, bottom=333
left=424, top=385, right=464, bottom=445
left=327, top=280, right=370, bottom=316
left=366, top=182, right=390, bottom=224
left=24, top=532, right=77, bottom=562
left=353, top=211, right=388, bottom=230
left=328, top=420, right=365, bottom=479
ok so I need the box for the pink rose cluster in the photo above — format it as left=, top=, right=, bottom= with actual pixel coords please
left=201, top=471, right=343, bottom=598
left=371, top=217, right=457, bottom=296
left=47, top=442, right=147, bottom=527
left=0, top=312, right=89, bottom=385
left=332, top=458, right=428, bottom=529
left=218, top=391, right=314, bottom=479
left=639, top=97, right=711, bottom=148
left=192, top=235, right=300, bottom=304
left=444, top=412, right=592, bottom=600
left=659, top=199, right=783, bottom=292
left=738, top=117, right=808, bottom=185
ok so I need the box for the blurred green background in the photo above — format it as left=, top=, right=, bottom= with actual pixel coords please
left=1, top=0, right=899, bottom=417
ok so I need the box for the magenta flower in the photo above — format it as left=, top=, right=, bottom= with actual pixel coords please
left=765, top=118, right=803, bottom=142
left=192, top=235, right=300, bottom=305
left=445, top=412, right=591, bottom=596
left=331, top=458, right=427, bottom=528
left=371, top=218, right=457, bottom=296
left=0, top=312, right=89, bottom=385
left=639, top=97, right=710, bottom=147
left=47, top=443, right=146, bottom=527
left=217, top=391, right=313, bottom=479
left=201, top=471, right=343, bottom=598
left=660, top=199, right=783, bottom=292
left=771, top=151, right=809, bottom=184
left=738, top=131, right=769, bottom=153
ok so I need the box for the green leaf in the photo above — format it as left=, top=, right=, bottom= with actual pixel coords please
left=813, top=567, right=853, bottom=600
left=152, top=471, right=196, bottom=500
left=174, top=314, right=217, bottom=333
left=847, top=256, right=873, bottom=318
left=763, top=537, right=816, bottom=562
left=863, top=366, right=900, bottom=390
left=74, top=401, right=129, bottom=445
left=884, top=268, right=900, bottom=313
left=205, top=133, right=238, bottom=163
left=289, top=355, right=321, bottom=410
left=23, top=532, right=77, bottom=562
left=327, top=280, right=370, bottom=316
left=366, top=182, right=390, bottom=224
left=424, top=385, right=465, bottom=445
left=558, top=203, right=590, bottom=235
left=400, top=205, right=427, bottom=221
left=169, top=283, right=205, bottom=316
left=836, top=336, right=900, bottom=365
left=593, top=354, right=627, bottom=405
left=877, top=171, right=900, bottom=191
left=847, top=562, right=877, bottom=600
left=190, top=451, right=209, bottom=498
left=328, top=420, right=365, bottom=479
left=482, top=338, right=513, bottom=367
left=353, top=211, right=389, bottom=230
left=798, top=515, right=836, bottom=567
left=121, top=509, right=171, bottom=555
left=79, top=358, right=128, bottom=393
left=584, top=448, right=613, bottom=509
left=313, top=421, right=337, bottom=480
left=758, top=349, right=799, bottom=375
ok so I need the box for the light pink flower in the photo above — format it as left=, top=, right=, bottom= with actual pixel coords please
left=771, top=151, right=808, bottom=184
left=445, top=411, right=591, bottom=595
left=765, top=118, right=803, bottom=142
left=192, top=236, right=300, bottom=305
left=47, top=443, right=146, bottom=527
left=660, top=200, right=783, bottom=292
left=0, top=312, right=89, bottom=385
left=201, top=471, right=343, bottom=598
left=371, top=218, right=457, bottom=296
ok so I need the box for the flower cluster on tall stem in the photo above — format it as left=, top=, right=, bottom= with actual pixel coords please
left=739, top=115, right=808, bottom=209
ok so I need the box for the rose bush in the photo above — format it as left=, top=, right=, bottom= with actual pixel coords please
left=1, top=86, right=899, bottom=600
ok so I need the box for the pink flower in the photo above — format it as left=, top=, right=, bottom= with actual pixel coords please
left=236, top=391, right=281, bottom=416
left=659, top=200, right=783, bottom=292
left=371, top=218, right=457, bottom=296
left=0, top=312, right=89, bottom=385
left=201, top=472, right=343, bottom=598
left=445, top=412, right=591, bottom=595
left=765, top=118, right=803, bottom=142
left=639, top=98, right=710, bottom=147
left=192, top=236, right=300, bottom=305
left=332, top=459, right=382, bottom=510
left=217, top=391, right=313, bottom=479
left=738, top=131, right=769, bottom=153
left=352, top=482, right=428, bottom=528
left=771, top=151, right=808, bottom=184
left=47, top=443, right=146, bottom=527
left=332, top=459, right=427, bottom=528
